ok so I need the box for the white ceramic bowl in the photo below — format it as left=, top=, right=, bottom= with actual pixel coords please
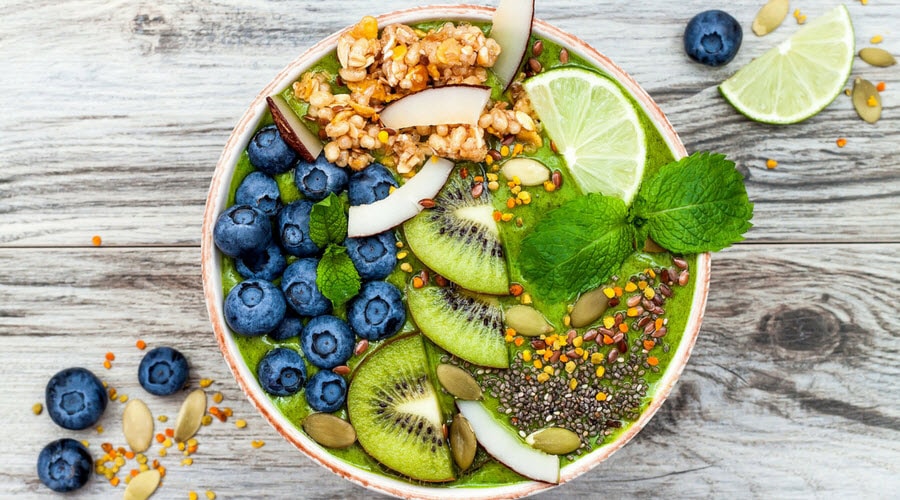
left=201, top=5, right=710, bottom=498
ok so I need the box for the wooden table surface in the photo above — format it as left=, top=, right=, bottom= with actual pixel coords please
left=2, top=0, right=898, bottom=498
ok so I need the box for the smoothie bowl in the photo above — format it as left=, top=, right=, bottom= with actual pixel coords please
left=202, top=3, right=722, bottom=498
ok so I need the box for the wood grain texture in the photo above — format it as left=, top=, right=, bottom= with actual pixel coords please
left=1, top=0, right=898, bottom=245
left=1, top=246, right=898, bottom=498
left=1, top=0, right=899, bottom=498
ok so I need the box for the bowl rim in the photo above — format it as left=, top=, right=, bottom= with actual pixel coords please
left=201, top=4, right=710, bottom=499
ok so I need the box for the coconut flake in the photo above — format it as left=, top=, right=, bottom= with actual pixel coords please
left=457, top=400, right=559, bottom=483
left=379, top=86, right=491, bottom=130
left=347, top=157, right=454, bottom=238
left=491, top=0, right=536, bottom=90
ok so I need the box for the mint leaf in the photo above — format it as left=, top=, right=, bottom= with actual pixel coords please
left=520, top=194, right=635, bottom=302
left=632, top=152, right=753, bottom=253
left=316, top=245, right=360, bottom=306
left=309, top=193, right=348, bottom=247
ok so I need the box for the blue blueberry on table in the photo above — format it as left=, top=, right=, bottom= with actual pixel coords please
left=236, top=171, right=282, bottom=216
left=225, top=279, right=287, bottom=336
left=684, top=10, right=743, bottom=67
left=281, top=258, right=332, bottom=317
left=257, top=347, right=307, bottom=397
left=37, top=438, right=92, bottom=492
left=138, top=346, right=189, bottom=396
left=305, top=371, right=348, bottom=413
left=45, top=367, right=107, bottom=430
left=344, top=231, right=397, bottom=281
left=294, top=156, right=349, bottom=201
left=248, top=124, right=297, bottom=176
left=348, top=163, right=398, bottom=206
left=236, top=243, right=287, bottom=282
left=213, top=205, right=272, bottom=258
left=347, top=281, right=405, bottom=341
left=269, top=311, right=304, bottom=341
left=277, top=200, right=321, bottom=257
left=300, top=315, right=354, bottom=369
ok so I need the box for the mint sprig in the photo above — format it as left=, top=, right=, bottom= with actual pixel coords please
left=308, top=193, right=360, bottom=306
left=519, top=151, right=753, bottom=301
left=631, top=152, right=753, bottom=253
left=316, top=245, right=361, bottom=306
left=520, top=195, right=635, bottom=303
left=309, top=193, right=348, bottom=247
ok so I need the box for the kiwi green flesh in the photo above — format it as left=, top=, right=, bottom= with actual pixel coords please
left=403, top=175, right=509, bottom=296
left=347, top=334, right=455, bottom=482
left=407, top=286, right=509, bottom=369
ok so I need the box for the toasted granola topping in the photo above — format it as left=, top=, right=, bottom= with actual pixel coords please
left=296, top=16, right=537, bottom=173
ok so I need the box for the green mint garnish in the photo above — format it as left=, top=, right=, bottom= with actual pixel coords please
left=520, top=194, right=635, bottom=303
left=519, top=151, right=753, bottom=301
left=309, top=193, right=348, bottom=247
left=631, top=152, right=753, bottom=253
left=316, top=245, right=361, bottom=306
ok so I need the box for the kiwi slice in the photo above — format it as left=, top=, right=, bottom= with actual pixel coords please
left=347, top=334, right=454, bottom=482
left=403, top=174, right=509, bottom=295
left=407, top=285, right=509, bottom=368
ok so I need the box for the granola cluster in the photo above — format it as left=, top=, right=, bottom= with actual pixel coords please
left=293, top=16, right=542, bottom=174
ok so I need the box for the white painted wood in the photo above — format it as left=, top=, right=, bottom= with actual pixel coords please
left=1, top=0, right=898, bottom=498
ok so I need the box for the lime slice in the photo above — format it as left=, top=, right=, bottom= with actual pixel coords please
left=523, top=68, right=646, bottom=204
left=720, top=5, right=854, bottom=125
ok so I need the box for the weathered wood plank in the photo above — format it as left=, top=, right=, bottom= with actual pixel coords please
left=1, top=245, right=897, bottom=497
left=1, top=0, right=898, bottom=246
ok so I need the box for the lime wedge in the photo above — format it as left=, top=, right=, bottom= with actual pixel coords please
left=523, top=68, right=646, bottom=204
left=720, top=5, right=854, bottom=125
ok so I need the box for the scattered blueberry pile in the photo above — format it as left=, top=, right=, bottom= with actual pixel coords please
left=214, top=124, right=407, bottom=410
left=37, top=346, right=190, bottom=492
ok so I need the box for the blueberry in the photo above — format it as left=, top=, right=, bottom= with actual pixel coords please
left=277, top=200, right=321, bottom=257
left=213, top=205, right=272, bottom=258
left=344, top=231, right=397, bottom=281
left=248, top=124, right=297, bottom=176
left=236, top=171, right=282, bottom=216
left=684, top=10, right=743, bottom=67
left=37, top=438, right=92, bottom=492
left=348, top=163, right=398, bottom=206
left=347, top=281, right=405, bottom=341
left=45, top=367, right=107, bottom=430
left=305, top=371, right=348, bottom=413
left=138, top=346, right=189, bottom=396
left=281, top=258, right=332, bottom=317
left=257, top=347, right=307, bottom=397
left=236, top=244, right=287, bottom=282
left=294, top=156, right=349, bottom=201
left=300, top=315, right=354, bottom=369
left=269, top=311, right=304, bottom=341
left=225, top=279, right=287, bottom=336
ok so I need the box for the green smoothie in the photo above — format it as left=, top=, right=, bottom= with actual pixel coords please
left=219, top=21, right=698, bottom=489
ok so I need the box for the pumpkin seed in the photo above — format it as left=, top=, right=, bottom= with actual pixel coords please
left=173, top=389, right=207, bottom=443
left=435, top=364, right=483, bottom=400
left=500, top=157, right=550, bottom=186
left=123, top=469, right=161, bottom=500
left=852, top=77, right=882, bottom=123
left=450, top=413, right=477, bottom=471
left=859, top=47, right=897, bottom=67
left=752, top=0, right=789, bottom=36
left=569, top=287, right=609, bottom=328
left=643, top=237, right=667, bottom=253
left=504, top=304, right=554, bottom=337
left=302, top=413, right=357, bottom=449
left=122, top=399, right=154, bottom=453
left=525, top=427, right=581, bottom=455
